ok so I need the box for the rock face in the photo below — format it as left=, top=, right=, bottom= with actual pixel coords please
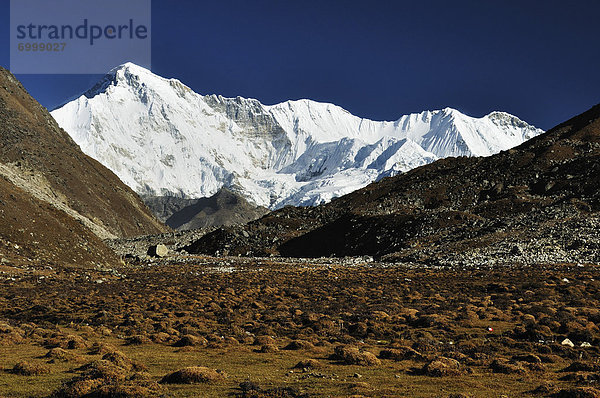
left=143, top=188, right=268, bottom=230
left=0, top=67, right=167, bottom=267
left=186, top=103, right=600, bottom=266
left=51, top=63, right=542, bottom=209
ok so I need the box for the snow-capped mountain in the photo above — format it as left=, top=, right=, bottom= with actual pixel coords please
left=51, top=63, right=543, bottom=209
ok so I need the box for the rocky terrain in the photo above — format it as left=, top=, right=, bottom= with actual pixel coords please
left=143, top=188, right=268, bottom=230
left=186, top=103, right=600, bottom=267
left=105, top=228, right=215, bottom=260
left=0, top=67, right=167, bottom=267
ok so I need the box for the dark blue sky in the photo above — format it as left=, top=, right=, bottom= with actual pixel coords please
left=1, top=0, right=599, bottom=130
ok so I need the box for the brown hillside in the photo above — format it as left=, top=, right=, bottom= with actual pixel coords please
left=0, top=173, right=119, bottom=267
left=0, top=67, right=166, bottom=239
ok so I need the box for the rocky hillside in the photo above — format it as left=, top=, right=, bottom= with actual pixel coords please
left=186, top=103, right=600, bottom=266
left=0, top=67, right=167, bottom=267
left=144, top=188, right=268, bottom=230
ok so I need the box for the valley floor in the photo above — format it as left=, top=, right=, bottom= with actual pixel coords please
left=0, top=257, right=599, bottom=397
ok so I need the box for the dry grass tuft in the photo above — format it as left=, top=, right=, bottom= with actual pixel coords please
left=94, top=380, right=165, bottom=397
left=0, top=331, right=25, bottom=345
left=258, top=344, right=279, bottom=353
left=422, top=357, right=462, bottom=377
left=125, top=335, right=152, bottom=345
left=52, top=375, right=164, bottom=398
left=294, top=359, right=323, bottom=369
left=284, top=340, right=314, bottom=350
left=88, top=342, right=119, bottom=356
left=106, top=350, right=147, bottom=372
left=490, top=358, right=527, bottom=375
left=64, top=335, right=89, bottom=350
left=160, top=366, right=226, bottom=384
left=554, top=387, right=600, bottom=398
left=173, top=334, right=208, bottom=347
left=44, top=347, right=85, bottom=363
left=333, top=346, right=381, bottom=366
left=11, top=360, right=50, bottom=376
left=79, top=359, right=129, bottom=382
left=379, top=347, right=424, bottom=361
left=52, top=378, right=105, bottom=397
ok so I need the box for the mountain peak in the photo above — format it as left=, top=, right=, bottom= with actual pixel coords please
left=108, top=62, right=160, bottom=83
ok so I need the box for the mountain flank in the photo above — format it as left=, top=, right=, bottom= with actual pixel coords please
left=143, top=188, right=269, bottom=230
left=0, top=67, right=167, bottom=267
left=186, top=103, right=600, bottom=266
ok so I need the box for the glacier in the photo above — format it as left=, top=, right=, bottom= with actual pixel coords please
left=51, top=63, right=543, bottom=209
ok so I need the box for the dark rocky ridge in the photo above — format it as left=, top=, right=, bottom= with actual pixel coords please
left=186, top=104, right=600, bottom=266
left=0, top=67, right=167, bottom=266
left=143, top=188, right=268, bottom=230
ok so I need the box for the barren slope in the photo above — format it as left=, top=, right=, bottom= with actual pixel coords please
left=144, top=188, right=268, bottom=230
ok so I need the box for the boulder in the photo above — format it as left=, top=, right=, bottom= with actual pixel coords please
left=148, top=244, right=169, bottom=258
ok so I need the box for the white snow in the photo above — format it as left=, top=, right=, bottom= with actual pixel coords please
left=51, top=63, right=544, bottom=209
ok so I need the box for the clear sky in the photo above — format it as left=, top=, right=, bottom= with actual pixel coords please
left=1, top=0, right=599, bottom=130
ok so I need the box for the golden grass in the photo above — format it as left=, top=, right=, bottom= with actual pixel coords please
left=2, top=261, right=600, bottom=397
left=0, top=333, right=585, bottom=397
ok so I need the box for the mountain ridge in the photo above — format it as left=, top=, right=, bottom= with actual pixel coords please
left=51, top=63, right=542, bottom=209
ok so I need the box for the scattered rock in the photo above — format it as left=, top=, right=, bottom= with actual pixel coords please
left=562, top=338, right=575, bottom=348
